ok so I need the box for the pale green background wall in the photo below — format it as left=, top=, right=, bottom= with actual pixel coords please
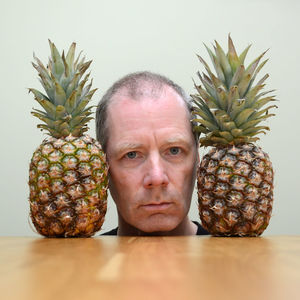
left=1, top=0, right=299, bottom=236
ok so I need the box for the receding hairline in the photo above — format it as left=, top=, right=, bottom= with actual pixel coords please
left=108, top=83, right=189, bottom=109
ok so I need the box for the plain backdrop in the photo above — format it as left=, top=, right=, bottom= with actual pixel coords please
left=1, top=0, right=299, bottom=236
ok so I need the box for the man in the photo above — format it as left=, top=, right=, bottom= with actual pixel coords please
left=96, top=71, right=208, bottom=236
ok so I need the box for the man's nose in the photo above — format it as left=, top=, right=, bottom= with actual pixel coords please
left=143, top=154, right=169, bottom=188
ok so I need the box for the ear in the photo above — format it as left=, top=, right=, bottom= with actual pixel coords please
left=192, top=145, right=200, bottom=171
left=196, top=146, right=200, bottom=164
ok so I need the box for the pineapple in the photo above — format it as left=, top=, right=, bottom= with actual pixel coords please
left=192, top=36, right=277, bottom=236
left=28, top=40, right=108, bottom=237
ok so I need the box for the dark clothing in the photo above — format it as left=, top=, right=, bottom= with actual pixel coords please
left=100, top=221, right=209, bottom=236
left=101, top=227, right=118, bottom=235
left=194, top=221, right=209, bottom=235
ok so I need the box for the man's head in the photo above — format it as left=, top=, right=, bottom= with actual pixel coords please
left=96, top=72, right=198, bottom=151
left=96, top=72, right=198, bottom=235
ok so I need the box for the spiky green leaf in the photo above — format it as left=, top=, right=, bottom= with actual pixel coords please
left=215, top=41, right=232, bottom=87
left=48, top=40, right=64, bottom=79
left=227, top=35, right=240, bottom=72
left=235, top=108, right=255, bottom=126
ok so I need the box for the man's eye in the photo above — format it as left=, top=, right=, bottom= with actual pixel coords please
left=126, top=151, right=137, bottom=159
left=169, top=147, right=181, bottom=155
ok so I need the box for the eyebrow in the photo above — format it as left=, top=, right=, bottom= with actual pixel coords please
left=164, top=135, right=193, bottom=148
left=113, top=142, right=144, bottom=156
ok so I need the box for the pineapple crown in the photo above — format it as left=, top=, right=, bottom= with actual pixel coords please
left=29, top=40, right=97, bottom=138
left=192, top=35, right=277, bottom=147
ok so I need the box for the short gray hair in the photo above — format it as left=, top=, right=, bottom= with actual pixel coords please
left=96, top=71, right=197, bottom=151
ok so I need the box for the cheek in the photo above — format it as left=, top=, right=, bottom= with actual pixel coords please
left=172, top=158, right=197, bottom=202
left=108, top=164, right=142, bottom=208
left=174, top=156, right=197, bottom=185
left=109, top=166, right=141, bottom=190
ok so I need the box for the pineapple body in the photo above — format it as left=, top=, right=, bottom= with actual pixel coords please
left=29, top=135, right=107, bottom=237
left=29, top=135, right=108, bottom=237
left=29, top=40, right=108, bottom=237
left=192, top=36, right=277, bottom=236
left=198, top=143, right=273, bottom=236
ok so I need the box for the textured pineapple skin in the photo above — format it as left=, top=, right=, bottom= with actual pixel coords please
left=29, top=135, right=108, bottom=237
left=197, top=143, right=273, bottom=237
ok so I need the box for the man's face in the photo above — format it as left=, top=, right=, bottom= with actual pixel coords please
left=105, top=87, right=198, bottom=233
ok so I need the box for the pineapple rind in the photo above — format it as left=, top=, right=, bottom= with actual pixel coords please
left=29, top=134, right=108, bottom=237
left=197, top=143, right=273, bottom=237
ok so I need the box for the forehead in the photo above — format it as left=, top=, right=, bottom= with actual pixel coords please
left=107, top=86, right=190, bottom=122
left=105, top=87, right=194, bottom=151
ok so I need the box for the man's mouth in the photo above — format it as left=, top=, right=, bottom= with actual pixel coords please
left=140, top=202, right=173, bottom=212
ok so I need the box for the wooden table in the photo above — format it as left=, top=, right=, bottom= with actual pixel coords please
left=1, top=236, right=299, bottom=300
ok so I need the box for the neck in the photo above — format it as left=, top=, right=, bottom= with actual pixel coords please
left=117, top=216, right=197, bottom=236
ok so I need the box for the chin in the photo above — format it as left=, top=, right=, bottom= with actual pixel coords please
left=136, top=216, right=180, bottom=233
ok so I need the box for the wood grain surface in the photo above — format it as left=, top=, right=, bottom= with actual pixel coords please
left=1, top=236, right=299, bottom=300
